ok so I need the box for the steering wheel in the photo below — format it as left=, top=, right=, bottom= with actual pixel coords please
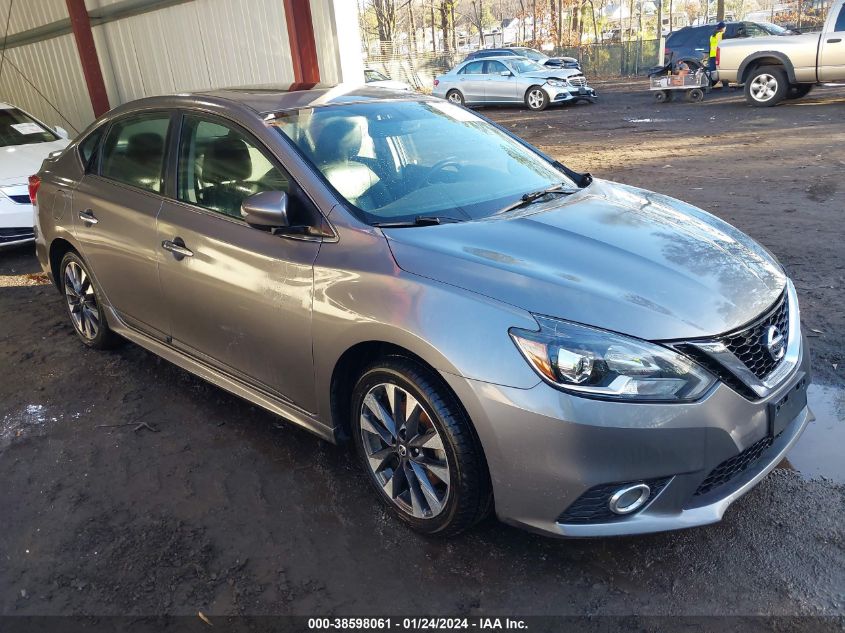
left=422, top=158, right=465, bottom=184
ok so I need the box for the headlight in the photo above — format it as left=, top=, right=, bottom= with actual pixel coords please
left=510, top=316, right=715, bottom=401
left=546, top=79, right=568, bottom=87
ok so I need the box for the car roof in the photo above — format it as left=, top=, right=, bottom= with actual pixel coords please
left=104, top=84, right=432, bottom=118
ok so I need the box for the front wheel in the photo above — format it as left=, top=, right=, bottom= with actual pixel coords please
left=686, top=88, right=704, bottom=102
left=744, top=65, right=788, bottom=107
left=351, top=357, right=491, bottom=536
left=525, top=86, right=549, bottom=111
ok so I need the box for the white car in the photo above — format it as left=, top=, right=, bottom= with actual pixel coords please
left=364, top=68, right=412, bottom=91
left=0, top=103, right=70, bottom=249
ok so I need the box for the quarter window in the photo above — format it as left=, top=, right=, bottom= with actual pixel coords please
left=78, top=126, right=105, bottom=171
left=177, top=116, right=290, bottom=219
left=100, top=114, right=170, bottom=193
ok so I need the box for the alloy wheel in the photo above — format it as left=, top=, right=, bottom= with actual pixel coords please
left=750, top=73, right=778, bottom=102
left=64, top=260, right=100, bottom=340
left=527, top=89, right=545, bottom=110
left=447, top=91, right=463, bottom=104
left=359, top=382, right=450, bottom=519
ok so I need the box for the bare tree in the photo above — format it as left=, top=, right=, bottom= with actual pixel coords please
left=373, top=0, right=397, bottom=52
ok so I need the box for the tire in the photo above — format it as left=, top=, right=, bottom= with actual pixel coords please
left=686, top=88, right=704, bottom=103
left=351, top=356, right=491, bottom=536
left=524, top=85, right=549, bottom=111
left=744, top=65, right=788, bottom=107
left=654, top=90, right=668, bottom=103
left=786, top=83, right=813, bottom=100
left=445, top=89, right=465, bottom=106
left=59, top=251, right=120, bottom=350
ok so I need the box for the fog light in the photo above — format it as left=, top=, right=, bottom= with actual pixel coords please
left=608, top=483, right=651, bottom=515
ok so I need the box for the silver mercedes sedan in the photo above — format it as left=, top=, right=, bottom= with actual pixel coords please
left=433, top=56, right=596, bottom=110
left=32, top=86, right=811, bottom=538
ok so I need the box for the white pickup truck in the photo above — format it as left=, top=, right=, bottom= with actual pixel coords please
left=717, top=0, right=845, bottom=106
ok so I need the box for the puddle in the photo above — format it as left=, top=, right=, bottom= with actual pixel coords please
left=1, top=404, right=52, bottom=447
left=781, top=384, right=845, bottom=483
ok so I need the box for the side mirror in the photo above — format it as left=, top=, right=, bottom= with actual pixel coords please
left=500, top=70, right=513, bottom=77
left=54, top=126, right=69, bottom=139
left=241, top=191, right=289, bottom=231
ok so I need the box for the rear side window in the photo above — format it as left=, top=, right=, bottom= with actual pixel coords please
left=836, top=6, right=845, bottom=31
left=100, top=113, right=170, bottom=193
left=459, top=61, right=485, bottom=74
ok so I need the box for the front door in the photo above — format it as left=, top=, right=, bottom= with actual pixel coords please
left=483, top=60, right=518, bottom=103
left=819, top=5, right=845, bottom=81
left=156, top=113, right=321, bottom=412
left=72, top=111, right=173, bottom=338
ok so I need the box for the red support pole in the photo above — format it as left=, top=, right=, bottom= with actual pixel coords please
left=65, top=0, right=110, bottom=117
left=283, top=0, right=321, bottom=89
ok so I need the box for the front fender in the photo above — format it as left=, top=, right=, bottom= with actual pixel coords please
left=310, top=221, right=541, bottom=426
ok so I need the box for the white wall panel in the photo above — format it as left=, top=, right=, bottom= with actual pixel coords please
left=91, top=0, right=295, bottom=106
left=0, top=0, right=69, bottom=35
left=0, top=33, right=93, bottom=134
left=310, top=0, right=364, bottom=84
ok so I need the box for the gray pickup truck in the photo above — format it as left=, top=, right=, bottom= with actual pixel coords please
left=717, top=0, right=845, bottom=106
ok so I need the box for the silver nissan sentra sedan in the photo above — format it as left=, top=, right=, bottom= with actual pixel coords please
left=32, top=85, right=812, bottom=538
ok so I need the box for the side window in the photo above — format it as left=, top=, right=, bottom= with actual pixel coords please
left=460, top=61, right=485, bottom=75
left=100, top=114, right=170, bottom=193
left=836, top=6, right=845, bottom=31
left=78, top=126, right=105, bottom=171
left=177, top=115, right=290, bottom=219
left=484, top=61, right=508, bottom=75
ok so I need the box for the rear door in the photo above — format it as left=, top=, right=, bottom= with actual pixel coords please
left=155, top=113, right=321, bottom=412
left=818, top=5, right=845, bottom=81
left=456, top=61, right=487, bottom=103
left=72, top=111, right=173, bottom=338
left=483, top=60, right=519, bottom=103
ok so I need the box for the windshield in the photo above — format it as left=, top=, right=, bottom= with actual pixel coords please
left=0, top=108, right=59, bottom=147
left=365, top=69, right=388, bottom=82
left=509, top=58, right=546, bottom=74
left=759, top=22, right=789, bottom=34
left=270, top=100, right=574, bottom=225
left=516, top=48, right=548, bottom=62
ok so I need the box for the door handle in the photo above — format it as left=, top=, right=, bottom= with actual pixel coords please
left=827, top=38, right=842, bottom=43
left=161, top=238, right=194, bottom=260
left=78, top=209, right=98, bottom=225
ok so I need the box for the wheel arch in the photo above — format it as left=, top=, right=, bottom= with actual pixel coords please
left=48, top=237, right=79, bottom=290
left=738, top=52, right=796, bottom=84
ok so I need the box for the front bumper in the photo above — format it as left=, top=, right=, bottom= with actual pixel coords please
left=0, top=188, right=35, bottom=249
left=545, top=84, right=597, bottom=103
left=442, top=336, right=812, bottom=537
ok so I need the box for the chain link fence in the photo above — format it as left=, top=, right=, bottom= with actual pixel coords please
left=364, top=40, right=663, bottom=91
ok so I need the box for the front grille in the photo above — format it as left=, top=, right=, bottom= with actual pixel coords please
left=719, top=293, right=789, bottom=380
left=677, top=344, right=758, bottom=400
left=557, top=477, right=670, bottom=524
left=0, top=227, right=34, bottom=244
left=568, top=75, right=587, bottom=87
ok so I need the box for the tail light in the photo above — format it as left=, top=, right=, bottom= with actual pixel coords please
left=716, top=47, right=721, bottom=66
left=28, top=175, right=41, bottom=206
left=433, top=78, right=439, bottom=87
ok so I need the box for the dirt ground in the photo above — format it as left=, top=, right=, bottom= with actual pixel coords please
left=1, top=80, right=844, bottom=624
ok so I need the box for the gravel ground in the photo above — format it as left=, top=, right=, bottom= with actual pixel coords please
left=0, top=80, right=843, bottom=624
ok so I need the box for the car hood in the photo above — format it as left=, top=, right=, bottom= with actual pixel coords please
left=383, top=179, right=785, bottom=341
left=0, top=139, right=70, bottom=186
left=520, top=68, right=582, bottom=80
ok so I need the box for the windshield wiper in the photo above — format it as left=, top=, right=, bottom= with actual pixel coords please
left=494, top=183, right=577, bottom=215
left=373, top=216, right=463, bottom=228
